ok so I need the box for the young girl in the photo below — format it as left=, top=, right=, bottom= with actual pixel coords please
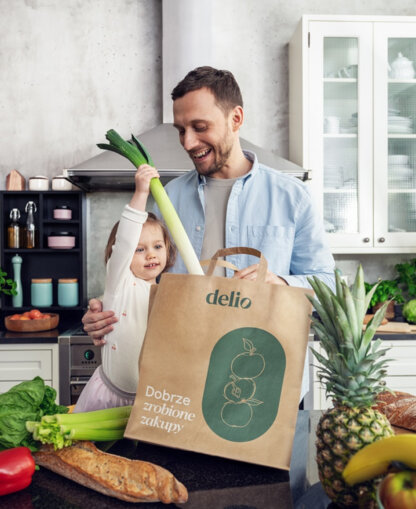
left=74, top=166, right=176, bottom=412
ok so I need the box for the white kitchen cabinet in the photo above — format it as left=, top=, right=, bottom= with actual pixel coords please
left=307, top=340, right=416, bottom=410
left=289, top=15, right=416, bottom=254
left=0, top=343, right=59, bottom=401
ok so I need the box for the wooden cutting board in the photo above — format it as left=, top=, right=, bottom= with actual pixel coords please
left=6, top=170, right=26, bottom=190
left=375, top=321, right=416, bottom=333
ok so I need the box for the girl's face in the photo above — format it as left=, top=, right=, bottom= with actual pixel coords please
left=130, top=222, right=168, bottom=283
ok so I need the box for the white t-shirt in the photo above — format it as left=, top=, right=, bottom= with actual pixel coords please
left=101, top=205, right=151, bottom=393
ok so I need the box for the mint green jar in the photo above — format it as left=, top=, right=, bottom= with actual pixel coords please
left=58, top=278, right=79, bottom=307
left=31, top=278, right=53, bottom=307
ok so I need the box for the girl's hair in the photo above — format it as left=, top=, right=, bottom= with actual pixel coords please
left=104, top=212, right=176, bottom=272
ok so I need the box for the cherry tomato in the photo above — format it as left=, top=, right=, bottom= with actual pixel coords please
left=28, top=309, right=42, bottom=319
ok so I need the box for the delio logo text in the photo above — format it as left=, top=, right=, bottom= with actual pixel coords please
left=205, top=289, right=252, bottom=309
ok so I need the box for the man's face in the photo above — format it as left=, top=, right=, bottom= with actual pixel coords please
left=173, top=87, right=238, bottom=178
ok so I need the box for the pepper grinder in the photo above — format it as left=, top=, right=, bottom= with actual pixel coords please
left=12, top=254, right=23, bottom=307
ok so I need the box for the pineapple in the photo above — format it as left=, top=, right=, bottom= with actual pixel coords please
left=307, top=266, right=394, bottom=508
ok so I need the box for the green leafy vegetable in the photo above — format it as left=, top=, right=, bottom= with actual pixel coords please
left=402, top=299, right=416, bottom=323
left=0, top=267, right=17, bottom=296
left=395, top=258, right=416, bottom=300
left=364, top=279, right=404, bottom=309
left=0, top=377, right=68, bottom=452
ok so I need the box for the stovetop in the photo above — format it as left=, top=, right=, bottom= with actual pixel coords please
left=60, top=324, right=89, bottom=337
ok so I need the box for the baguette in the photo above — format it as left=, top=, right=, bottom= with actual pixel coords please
left=33, top=441, right=188, bottom=504
left=374, top=390, right=416, bottom=432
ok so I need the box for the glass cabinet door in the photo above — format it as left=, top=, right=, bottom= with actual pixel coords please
left=309, top=22, right=373, bottom=249
left=374, top=24, right=416, bottom=248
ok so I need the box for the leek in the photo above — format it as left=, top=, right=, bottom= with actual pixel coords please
left=26, top=405, right=131, bottom=450
left=98, top=129, right=204, bottom=275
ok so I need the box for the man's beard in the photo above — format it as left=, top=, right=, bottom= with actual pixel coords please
left=200, top=144, right=232, bottom=177
left=192, top=131, right=233, bottom=177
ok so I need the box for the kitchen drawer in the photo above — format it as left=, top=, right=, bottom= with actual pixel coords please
left=384, top=342, right=416, bottom=377
left=0, top=348, right=52, bottom=381
left=0, top=379, right=52, bottom=394
left=308, top=340, right=416, bottom=410
left=385, top=376, right=416, bottom=394
left=0, top=344, right=59, bottom=398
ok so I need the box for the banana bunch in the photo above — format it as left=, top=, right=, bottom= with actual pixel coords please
left=343, top=434, right=416, bottom=485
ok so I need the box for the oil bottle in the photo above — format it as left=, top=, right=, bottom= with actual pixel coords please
left=7, top=208, right=22, bottom=248
left=24, top=201, right=37, bottom=248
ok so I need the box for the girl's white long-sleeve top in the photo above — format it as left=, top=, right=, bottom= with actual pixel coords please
left=101, top=205, right=151, bottom=394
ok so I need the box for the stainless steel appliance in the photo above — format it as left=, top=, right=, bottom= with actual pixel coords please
left=59, top=326, right=102, bottom=406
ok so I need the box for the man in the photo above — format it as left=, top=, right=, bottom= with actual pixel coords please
left=83, top=66, right=335, bottom=341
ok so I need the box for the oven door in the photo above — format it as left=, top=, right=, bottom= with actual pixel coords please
left=70, top=376, right=91, bottom=405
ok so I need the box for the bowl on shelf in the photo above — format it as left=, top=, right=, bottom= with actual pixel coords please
left=388, top=154, right=409, bottom=166
left=47, top=232, right=76, bottom=249
left=4, top=313, right=59, bottom=332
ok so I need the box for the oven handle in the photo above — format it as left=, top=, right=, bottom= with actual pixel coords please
left=70, top=380, right=89, bottom=386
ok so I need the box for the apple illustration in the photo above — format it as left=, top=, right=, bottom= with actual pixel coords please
left=379, top=471, right=416, bottom=509
left=230, top=338, right=265, bottom=379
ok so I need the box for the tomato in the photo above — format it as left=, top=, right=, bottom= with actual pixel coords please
left=22, top=311, right=32, bottom=318
left=19, top=316, right=30, bottom=320
left=34, top=314, right=49, bottom=320
left=9, top=314, right=21, bottom=320
left=28, top=309, right=42, bottom=319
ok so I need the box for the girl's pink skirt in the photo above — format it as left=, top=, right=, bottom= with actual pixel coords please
left=73, top=366, right=135, bottom=413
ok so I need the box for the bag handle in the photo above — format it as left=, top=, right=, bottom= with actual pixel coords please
left=200, top=259, right=239, bottom=272
left=206, top=247, right=268, bottom=282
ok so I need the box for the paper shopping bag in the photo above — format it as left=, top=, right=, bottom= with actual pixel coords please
left=125, top=247, right=313, bottom=469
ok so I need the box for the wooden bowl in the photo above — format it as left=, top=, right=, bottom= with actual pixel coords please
left=4, top=313, right=59, bottom=332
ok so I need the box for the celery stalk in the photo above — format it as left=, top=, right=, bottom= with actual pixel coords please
left=47, top=405, right=132, bottom=425
left=59, top=417, right=128, bottom=433
left=26, top=405, right=132, bottom=449
left=97, top=130, right=204, bottom=275
left=68, top=428, right=125, bottom=441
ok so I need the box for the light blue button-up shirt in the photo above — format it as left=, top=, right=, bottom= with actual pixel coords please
left=156, top=151, right=335, bottom=291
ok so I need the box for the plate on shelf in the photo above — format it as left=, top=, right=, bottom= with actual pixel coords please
left=4, top=313, right=59, bottom=332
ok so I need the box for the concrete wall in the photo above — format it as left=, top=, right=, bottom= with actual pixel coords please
left=2, top=1, right=416, bottom=299
left=0, top=0, right=162, bottom=179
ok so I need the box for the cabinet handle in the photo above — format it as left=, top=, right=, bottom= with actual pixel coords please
left=378, top=237, right=385, bottom=243
left=363, top=237, right=370, bottom=243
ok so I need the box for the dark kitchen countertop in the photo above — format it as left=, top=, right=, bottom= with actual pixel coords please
left=0, top=322, right=84, bottom=344
left=0, top=411, right=331, bottom=509
left=0, top=329, right=60, bottom=343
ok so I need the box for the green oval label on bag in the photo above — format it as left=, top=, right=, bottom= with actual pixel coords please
left=202, top=327, right=286, bottom=442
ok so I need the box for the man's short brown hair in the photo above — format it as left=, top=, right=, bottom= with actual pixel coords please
left=171, top=66, right=243, bottom=113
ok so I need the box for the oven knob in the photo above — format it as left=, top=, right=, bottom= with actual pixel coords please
left=84, top=349, right=95, bottom=361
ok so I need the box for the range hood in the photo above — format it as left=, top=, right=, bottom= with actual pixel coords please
left=64, top=0, right=309, bottom=192
left=64, top=123, right=310, bottom=191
